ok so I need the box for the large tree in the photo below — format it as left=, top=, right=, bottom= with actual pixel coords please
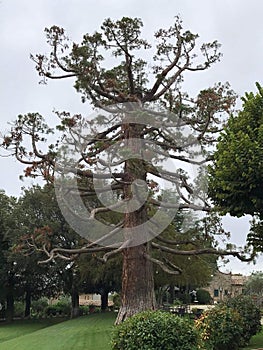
left=2, top=17, right=253, bottom=323
left=208, top=83, right=263, bottom=252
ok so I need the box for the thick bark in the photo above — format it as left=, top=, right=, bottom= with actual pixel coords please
left=115, top=121, right=157, bottom=324
left=101, top=289, right=108, bottom=312
left=24, top=288, right=32, bottom=318
left=70, top=285, right=80, bottom=318
left=115, top=244, right=156, bottom=324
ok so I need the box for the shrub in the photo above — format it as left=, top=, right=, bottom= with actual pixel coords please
left=177, top=292, right=191, bottom=304
left=196, top=289, right=212, bottom=304
left=14, top=301, right=24, bottom=318
left=224, top=295, right=262, bottom=346
left=55, top=299, right=71, bottom=316
left=45, top=305, right=58, bottom=317
left=45, top=298, right=71, bottom=317
left=79, top=305, right=89, bottom=316
left=195, top=305, right=243, bottom=350
left=31, top=298, right=48, bottom=318
left=111, top=310, right=200, bottom=350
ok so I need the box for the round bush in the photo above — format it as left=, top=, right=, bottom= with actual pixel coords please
left=195, top=305, right=243, bottom=350
left=111, top=310, right=200, bottom=350
left=224, top=295, right=262, bottom=346
left=196, top=289, right=212, bottom=304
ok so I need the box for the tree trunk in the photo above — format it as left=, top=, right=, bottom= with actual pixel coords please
left=168, top=284, right=175, bottom=304
left=71, top=285, right=79, bottom=318
left=115, top=244, right=156, bottom=324
left=115, top=121, right=157, bottom=324
left=6, top=272, right=15, bottom=323
left=101, top=290, right=108, bottom=312
left=24, top=288, right=31, bottom=318
left=6, top=292, right=14, bottom=323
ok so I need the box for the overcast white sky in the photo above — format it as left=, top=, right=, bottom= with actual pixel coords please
left=0, top=0, right=262, bottom=275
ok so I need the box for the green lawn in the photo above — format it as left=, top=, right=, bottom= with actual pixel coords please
left=0, top=313, right=115, bottom=350
left=243, top=330, right=263, bottom=349
left=0, top=313, right=262, bottom=350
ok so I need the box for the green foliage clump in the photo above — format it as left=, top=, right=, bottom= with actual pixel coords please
left=224, top=295, right=262, bottom=346
left=196, top=289, right=212, bottom=304
left=45, top=298, right=71, bottom=317
left=111, top=310, right=200, bottom=350
left=31, top=298, right=49, bottom=318
left=195, top=305, right=243, bottom=350
left=79, top=305, right=89, bottom=316
left=14, top=301, right=25, bottom=318
left=112, top=293, right=121, bottom=308
left=209, top=83, right=263, bottom=219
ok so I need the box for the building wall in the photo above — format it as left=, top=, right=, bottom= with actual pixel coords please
left=205, top=270, right=248, bottom=303
left=79, top=293, right=101, bottom=306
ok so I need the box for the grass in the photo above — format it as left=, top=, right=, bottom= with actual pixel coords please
left=0, top=313, right=262, bottom=350
left=243, top=330, right=263, bottom=349
left=0, top=313, right=115, bottom=350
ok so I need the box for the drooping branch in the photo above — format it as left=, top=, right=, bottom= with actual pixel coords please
left=144, top=253, right=182, bottom=275
left=98, top=239, right=131, bottom=263
left=38, top=245, right=114, bottom=264
left=150, top=198, right=211, bottom=212
left=151, top=241, right=256, bottom=262
left=155, top=234, right=199, bottom=247
left=90, top=200, right=129, bottom=219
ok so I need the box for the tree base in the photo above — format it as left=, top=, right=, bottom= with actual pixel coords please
left=115, top=302, right=156, bottom=325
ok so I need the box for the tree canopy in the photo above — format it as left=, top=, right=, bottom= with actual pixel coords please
left=209, top=83, right=263, bottom=254
left=209, top=83, right=263, bottom=219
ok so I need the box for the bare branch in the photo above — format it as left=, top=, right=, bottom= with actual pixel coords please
left=90, top=200, right=128, bottom=219
left=38, top=244, right=116, bottom=264
left=156, top=235, right=198, bottom=246
left=150, top=198, right=211, bottom=212
left=145, top=29, right=182, bottom=101
left=144, top=253, right=181, bottom=274
left=151, top=242, right=256, bottom=262
left=98, top=239, right=131, bottom=263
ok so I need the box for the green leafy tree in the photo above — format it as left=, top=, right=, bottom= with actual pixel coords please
left=0, top=191, right=17, bottom=322
left=13, top=185, right=85, bottom=318
left=245, top=272, right=263, bottom=295
left=209, top=82, right=263, bottom=218
left=154, top=213, right=217, bottom=305
left=2, top=16, right=252, bottom=323
left=244, top=272, right=263, bottom=306
left=209, top=83, right=263, bottom=254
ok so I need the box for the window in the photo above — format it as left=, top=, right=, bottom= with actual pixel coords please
left=214, top=289, right=219, bottom=297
